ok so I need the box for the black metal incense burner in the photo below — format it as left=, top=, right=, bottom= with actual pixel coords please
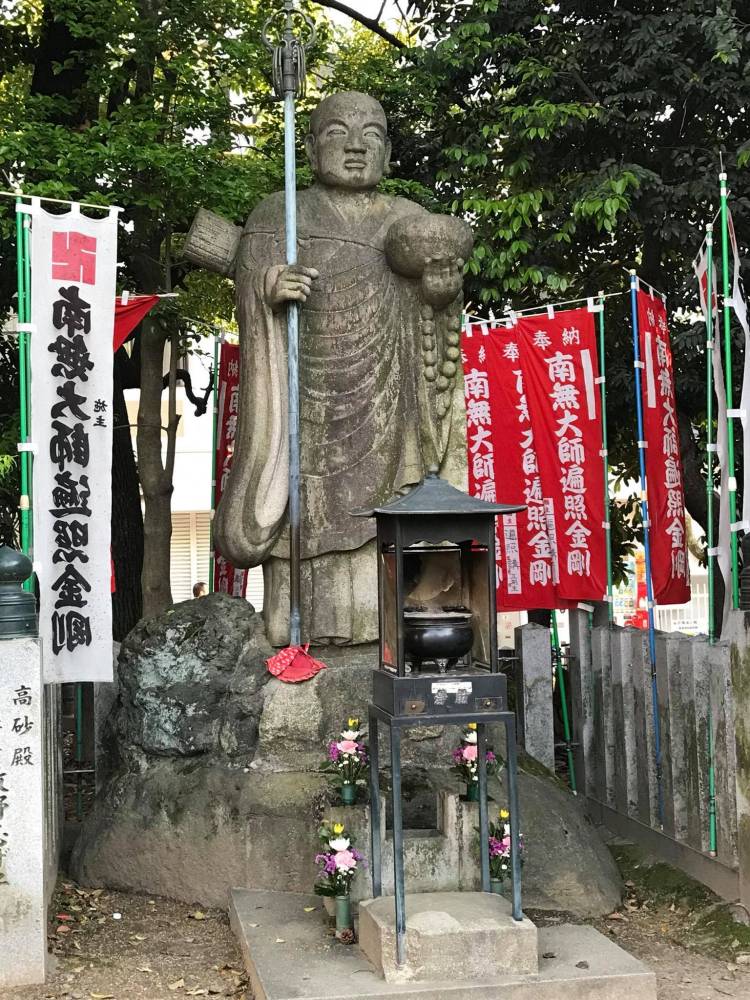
left=354, top=469, right=527, bottom=968
left=402, top=606, right=473, bottom=671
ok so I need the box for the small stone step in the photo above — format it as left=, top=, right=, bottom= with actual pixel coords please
left=359, top=892, right=538, bottom=982
left=230, top=888, right=657, bottom=1000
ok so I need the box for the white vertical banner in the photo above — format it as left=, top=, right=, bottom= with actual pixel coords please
left=28, top=202, right=118, bottom=682
left=693, top=237, right=731, bottom=628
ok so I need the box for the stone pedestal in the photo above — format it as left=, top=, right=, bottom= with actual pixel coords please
left=0, top=637, right=47, bottom=987
left=358, top=892, right=537, bottom=983
left=230, top=888, right=657, bottom=1000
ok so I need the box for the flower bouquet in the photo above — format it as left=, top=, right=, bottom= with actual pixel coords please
left=323, top=718, right=369, bottom=805
left=487, top=808, right=524, bottom=893
left=451, top=722, right=499, bottom=801
left=314, top=821, right=366, bottom=941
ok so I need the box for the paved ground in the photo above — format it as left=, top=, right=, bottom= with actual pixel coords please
left=6, top=848, right=750, bottom=999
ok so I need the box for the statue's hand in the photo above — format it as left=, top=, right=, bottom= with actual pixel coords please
left=421, top=256, right=464, bottom=310
left=265, top=264, right=319, bottom=311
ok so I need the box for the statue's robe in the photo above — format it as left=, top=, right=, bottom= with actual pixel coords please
left=214, top=184, right=465, bottom=645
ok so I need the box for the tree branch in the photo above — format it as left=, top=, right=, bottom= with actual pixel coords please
left=317, top=0, right=406, bottom=47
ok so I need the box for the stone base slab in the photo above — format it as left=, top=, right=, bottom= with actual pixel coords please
left=358, top=892, right=538, bottom=982
left=230, top=889, right=657, bottom=1000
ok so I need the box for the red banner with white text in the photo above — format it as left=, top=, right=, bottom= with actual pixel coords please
left=463, top=323, right=559, bottom=610
left=636, top=289, right=690, bottom=605
left=515, top=307, right=608, bottom=603
left=213, top=342, right=248, bottom=597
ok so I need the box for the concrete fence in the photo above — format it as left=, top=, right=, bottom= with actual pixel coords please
left=515, top=611, right=750, bottom=906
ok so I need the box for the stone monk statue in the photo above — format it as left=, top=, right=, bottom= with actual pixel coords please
left=185, top=91, right=473, bottom=646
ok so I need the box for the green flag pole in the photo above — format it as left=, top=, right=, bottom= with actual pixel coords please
left=208, top=332, right=220, bottom=593
left=597, top=292, right=613, bottom=621
left=704, top=221, right=719, bottom=857
left=15, top=198, right=33, bottom=585
left=705, top=223, right=716, bottom=644
left=719, top=171, right=740, bottom=608
left=551, top=610, right=577, bottom=794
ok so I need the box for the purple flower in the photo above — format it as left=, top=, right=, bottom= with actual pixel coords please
left=315, top=851, right=337, bottom=875
left=488, top=836, right=504, bottom=858
left=486, top=750, right=496, bottom=763
left=452, top=747, right=464, bottom=762
left=328, top=742, right=341, bottom=762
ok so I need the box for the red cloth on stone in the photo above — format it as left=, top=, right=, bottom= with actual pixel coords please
left=266, top=644, right=327, bottom=683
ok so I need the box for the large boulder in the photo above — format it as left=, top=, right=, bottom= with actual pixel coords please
left=72, top=596, right=622, bottom=917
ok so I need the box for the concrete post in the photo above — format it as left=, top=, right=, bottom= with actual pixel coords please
left=609, top=628, right=638, bottom=819
left=631, top=630, right=657, bottom=827
left=723, top=611, right=750, bottom=904
left=680, top=636, right=711, bottom=853
left=568, top=610, right=595, bottom=798
left=589, top=626, right=613, bottom=806
left=0, top=637, right=47, bottom=987
left=708, top=637, right=738, bottom=868
left=654, top=633, right=686, bottom=839
left=514, top=624, right=554, bottom=772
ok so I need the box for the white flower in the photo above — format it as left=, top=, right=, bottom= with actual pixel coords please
left=329, top=837, right=350, bottom=851
left=463, top=731, right=477, bottom=744
left=341, top=729, right=361, bottom=741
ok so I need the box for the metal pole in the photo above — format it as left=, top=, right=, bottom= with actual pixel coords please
left=208, top=334, right=220, bottom=593
left=390, top=725, right=406, bottom=966
left=368, top=710, right=382, bottom=896
left=506, top=716, right=523, bottom=921
left=284, top=87, right=301, bottom=646
left=551, top=610, right=576, bottom=794
left=263, top=0, right=313, bottom=648
left=719, top=172, right=740, bottom=608
left=477, top=722, right=490, bottom=892
left=597, top=293, right=614, bottom=620
left=630, top=272, right=665, bottom=828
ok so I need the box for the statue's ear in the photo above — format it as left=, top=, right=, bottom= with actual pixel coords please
left=383, top=137, right=392, bottom=176
left=305, top=134, right=317, bottom=170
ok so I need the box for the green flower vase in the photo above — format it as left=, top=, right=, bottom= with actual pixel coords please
left=490, top=878, right=504, bottom=895
left=341, top=782, right=357, bottom=805
left=335, top=894, right=353, bottom=936
left=465, top=783, right=480, bottom=802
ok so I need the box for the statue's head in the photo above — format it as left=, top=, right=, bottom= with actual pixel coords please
left=306, top=91, right=391, bottom=191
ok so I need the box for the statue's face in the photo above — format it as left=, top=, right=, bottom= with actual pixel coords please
left=306, top=95, right=391, bottom=191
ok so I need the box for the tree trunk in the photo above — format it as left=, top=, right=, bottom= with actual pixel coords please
left=136, top=316, right=179, bottom=618
left=111, top=349, right=143, bottom=639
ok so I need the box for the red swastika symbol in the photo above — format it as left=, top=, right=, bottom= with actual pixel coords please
left=52, top=231, right=97, bottom=285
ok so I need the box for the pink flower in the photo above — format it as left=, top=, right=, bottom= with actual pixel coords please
left=334, top=849, right=357, bottom=871
left=337, top=740, right=358, bottom=754
left=462, top=745, right=478, bottom=762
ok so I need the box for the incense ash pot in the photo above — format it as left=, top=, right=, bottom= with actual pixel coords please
left=403, top=606, right=474, bottom=671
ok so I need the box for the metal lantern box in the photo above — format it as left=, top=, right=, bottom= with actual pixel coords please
left=356, top=470, right=524, bottom=720
left=355, top=471, right=527, bottom=967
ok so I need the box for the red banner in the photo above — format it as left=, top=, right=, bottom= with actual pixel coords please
left=213, top=342, right=248, bottom=597
left=636, top=289, right=690, bottom=605
left=113, top=295, right=159, bottom=351
left=515, top=307, right=607, bottom=602
left=463, top=322, right=559, bottom=610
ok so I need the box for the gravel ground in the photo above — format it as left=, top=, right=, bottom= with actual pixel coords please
left=4, top=882, right=250, bottom=1000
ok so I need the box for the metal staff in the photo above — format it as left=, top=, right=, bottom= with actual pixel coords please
left=629, top=271, right=665, bottom=829
left=263, top=2, right=315, bottom=646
